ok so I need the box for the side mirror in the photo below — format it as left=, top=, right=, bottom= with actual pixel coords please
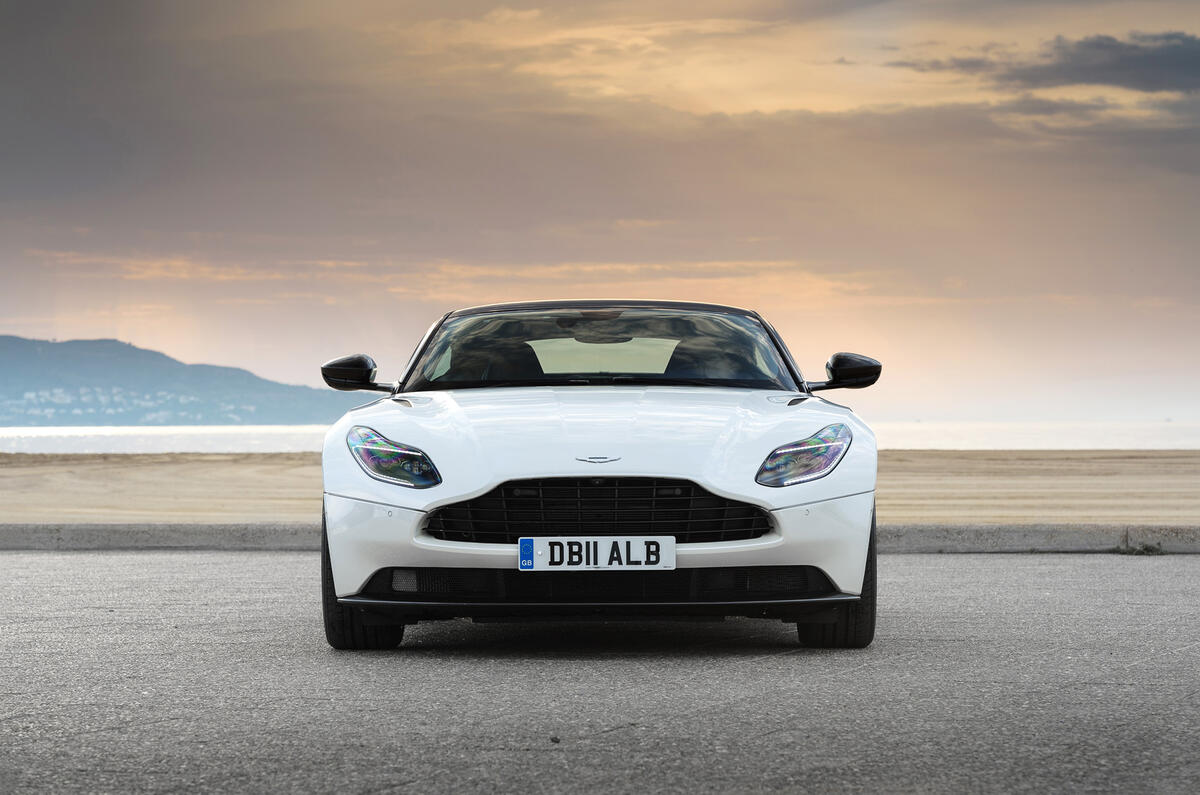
left=320, top=353, right=394, bottom=392
left=808, top=352, right=881, bottom=391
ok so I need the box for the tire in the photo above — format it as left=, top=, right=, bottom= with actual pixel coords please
left=322, top=518, right=405, bottom=650
left=797, top=510, right=876, bottom=649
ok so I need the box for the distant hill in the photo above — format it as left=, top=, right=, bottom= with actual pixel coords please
left=0, top=336, right=365, bottom=425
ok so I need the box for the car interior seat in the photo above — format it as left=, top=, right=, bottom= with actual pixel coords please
left=664, top=338, right=762, bottom=381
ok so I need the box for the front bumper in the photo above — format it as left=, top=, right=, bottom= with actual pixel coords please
left=324, top=489, right=876, bottom=598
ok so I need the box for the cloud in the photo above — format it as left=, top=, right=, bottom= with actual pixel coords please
left=888, top=31, right=1200, bottom=94
left=1000, top=32, right=1200, bottom=93
left=24, top=249, right=407, bottom=286
left=612, top=218, right=673, bottom=230
left=384, top=260, right=871, bottom=307
left=884, top=57, right=997, bottom=74
left=26, top=250, right=284, bottom=282
left=991, top=94, right=1111, bottom=117
left=278, top=259, right=370, bottom=269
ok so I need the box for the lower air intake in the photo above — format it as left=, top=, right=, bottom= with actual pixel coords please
left=362, top=566, right=836, bottom=603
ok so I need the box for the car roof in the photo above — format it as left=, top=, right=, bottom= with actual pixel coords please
left=447, top=299, right=757, bottom=318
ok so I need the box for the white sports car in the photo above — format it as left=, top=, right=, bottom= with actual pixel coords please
left=320, top=300, right=881, bottom=650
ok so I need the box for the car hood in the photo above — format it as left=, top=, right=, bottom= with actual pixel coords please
left=323, top=386, right=876, bottom=511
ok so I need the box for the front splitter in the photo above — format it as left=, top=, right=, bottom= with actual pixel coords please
left=339, top=593, right=859, bottom=623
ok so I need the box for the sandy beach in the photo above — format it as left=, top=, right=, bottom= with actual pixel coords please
left=1, top=450, right=1197, bottom=526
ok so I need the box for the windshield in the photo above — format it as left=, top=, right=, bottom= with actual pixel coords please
left=403, top=308, right=797, bottom=392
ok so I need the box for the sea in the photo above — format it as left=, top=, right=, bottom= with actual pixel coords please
left=0, top=421, right=1197, bottom=454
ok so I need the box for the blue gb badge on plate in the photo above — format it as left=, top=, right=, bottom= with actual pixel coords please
left=518, top=538, right=535, bottom=570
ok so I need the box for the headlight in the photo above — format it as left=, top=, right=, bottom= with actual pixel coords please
left=755, top=423, right=852, bottom=487
left=346, top=426, right=441, bottom=488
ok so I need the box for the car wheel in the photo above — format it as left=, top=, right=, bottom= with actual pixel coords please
left=322, top=517, right=405, bottom=650
left=797, top=510, right=876, bottom=649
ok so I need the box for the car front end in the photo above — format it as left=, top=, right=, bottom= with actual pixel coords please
left=319, top=301, right=881, bottom=649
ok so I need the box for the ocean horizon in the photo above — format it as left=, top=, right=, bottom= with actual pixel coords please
left=0, top=421, right=1196, bottom=454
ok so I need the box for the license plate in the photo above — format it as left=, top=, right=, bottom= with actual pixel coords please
left=518, top=536, right=675, bottom=571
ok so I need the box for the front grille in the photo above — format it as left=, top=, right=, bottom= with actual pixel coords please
left=361, top=566, right=835, bottom=603
left=423, top=477, right=772, bottom=544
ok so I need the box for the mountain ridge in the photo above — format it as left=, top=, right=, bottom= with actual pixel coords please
left=0, top=335, right=363, bottom=425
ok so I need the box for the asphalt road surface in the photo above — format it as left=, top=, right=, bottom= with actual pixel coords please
left=3, top=552, right=1197, bottom=793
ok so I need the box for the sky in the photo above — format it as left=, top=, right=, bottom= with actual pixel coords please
left=2, top=0, right=1198, bottom=422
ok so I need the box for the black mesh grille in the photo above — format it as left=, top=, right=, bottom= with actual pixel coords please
left=424, top=477, right=772, bottom=544
left=362, top=566, right=835, bottom=603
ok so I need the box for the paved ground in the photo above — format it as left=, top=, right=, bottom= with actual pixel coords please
left=2, top=553, right=1197, bottom=793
